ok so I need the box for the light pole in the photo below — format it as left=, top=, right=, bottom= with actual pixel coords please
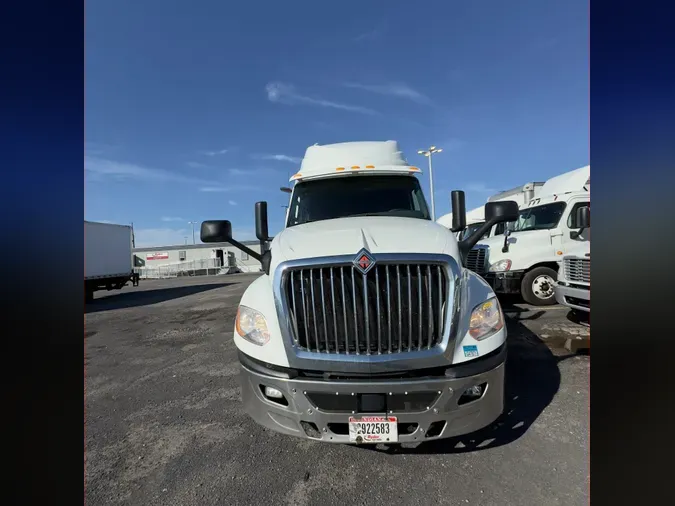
left=417, top=145, right=443, bottom=221
left=187, top=221, right=198, bottom=245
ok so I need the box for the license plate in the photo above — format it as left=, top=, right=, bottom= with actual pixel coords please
left=348, top=416, right=398, bottom=443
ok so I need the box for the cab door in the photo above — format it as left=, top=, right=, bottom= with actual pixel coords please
left=560, top=197, right=590, bottom=254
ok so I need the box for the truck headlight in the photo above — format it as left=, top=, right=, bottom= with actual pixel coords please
left=469, top=297, right=504, bottom=341
left=235, top=305, right=270, bottom=346
left=489, top=259, right=512, bottom=272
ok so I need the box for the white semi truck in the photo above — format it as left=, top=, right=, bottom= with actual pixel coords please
left=554, top=207, right=590, bottom=313
left=199, top=141, right=519, bottom=444
left=85, top=221, right=139, bottom=302
left=465, top=166, right=590, bottom=306
left=437, top=182, right=544, bottom=243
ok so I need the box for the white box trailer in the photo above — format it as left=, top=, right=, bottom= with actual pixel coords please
left=85, top=221, right=138, bottom=302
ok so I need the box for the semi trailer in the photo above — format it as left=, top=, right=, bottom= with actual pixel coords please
left=200, top=140, right=519, bottom=444
left=84, top=221, right=139, bottom=302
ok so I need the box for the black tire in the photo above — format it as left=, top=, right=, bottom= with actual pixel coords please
left=521, top=266, right=558, bottom=306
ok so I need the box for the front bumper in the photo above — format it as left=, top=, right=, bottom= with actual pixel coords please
left=554, top=282, right=590, bottom=312
left=484, top=271, right=524, bottom=294
left=238, top=345, right=506, bottom=443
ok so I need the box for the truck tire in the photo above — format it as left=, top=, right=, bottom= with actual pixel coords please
left=521, top=266, right=558, bottom=306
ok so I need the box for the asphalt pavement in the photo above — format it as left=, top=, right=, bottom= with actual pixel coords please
left=85, top=274, right=589, bottom=506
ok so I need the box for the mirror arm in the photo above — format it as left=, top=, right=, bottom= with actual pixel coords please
left=501, top=235, right=510, bottom=253
left=458, top=219, right=496, bottom=263
left=570, top=227, right=585, bottom=240
left=228, top=238, right=262, bottom=262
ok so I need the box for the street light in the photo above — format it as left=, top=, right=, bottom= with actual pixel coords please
left=187, top=221, right=198, bottom=245
left=417, top=145, right=443, bottom=220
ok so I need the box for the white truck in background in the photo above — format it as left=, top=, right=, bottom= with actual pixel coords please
left=85, top=221, right=139, bottom=302
left=465, top=166, right=590, bottom=306
left=554, top=207, right=590, bottom=313
left=199, top=140, right=519, bottom=444
left=437, top=182, right=544, bottom=243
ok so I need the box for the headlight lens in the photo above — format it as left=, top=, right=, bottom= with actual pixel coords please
left=235, top=305, right=270, bottom=345
left=489, top=259, right=512, bottom=272
left=469, top=297, right=504, bottom=340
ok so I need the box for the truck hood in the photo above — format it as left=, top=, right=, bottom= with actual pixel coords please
left=272, top=217, right=455, bottom=263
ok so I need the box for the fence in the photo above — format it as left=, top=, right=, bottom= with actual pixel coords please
left=137, top=258, right=224, bottom=279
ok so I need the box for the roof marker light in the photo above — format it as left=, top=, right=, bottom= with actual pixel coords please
left=351, top=166, right=360, bottom=169
left=336, top=167, right=345, bottom=171
left=365, top=165, right=375, bottom=168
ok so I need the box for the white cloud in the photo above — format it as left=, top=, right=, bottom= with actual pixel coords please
left=161, top=216, right=184, bottom=222
left=228, top=200, right=237, bottom=206
left=187, top=161, right=210, bottom=169
left=265, top=82, right=379, bottom=115
left=199, top=149, right=229, bottom=156
left=343, top=82, right=432, bottom=105
left=465, top=182, right=498, bottom=194
left=86, top=156, right=213, bottom=185
left=86, top=156, right=258, bottom=193
left=353, top=21, right=387, bottom=42
left=133, top=227, right=192, bottom=248
left=253, top=154, right=301, bottom=164
left=199, top=185, right=257, bottom=192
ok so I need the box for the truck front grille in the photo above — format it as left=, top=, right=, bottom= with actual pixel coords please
left=284, top=263, right=449, bottom=355
left=466, top=248, right=487, bottom=274
left=564, top=258, right=590, bottom=284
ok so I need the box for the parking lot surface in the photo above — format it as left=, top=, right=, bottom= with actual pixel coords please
left=85, top=274, right=589, bottom=506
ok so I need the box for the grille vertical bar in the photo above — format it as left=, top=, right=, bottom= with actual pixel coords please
left=286, top=261, right=449, bottom=354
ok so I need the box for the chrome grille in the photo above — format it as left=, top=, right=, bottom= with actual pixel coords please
left=466, top=248, right=487, bottom=274
left=564, top=257, right=590, bottom=284
left=284, top=263, right=449, bottom=354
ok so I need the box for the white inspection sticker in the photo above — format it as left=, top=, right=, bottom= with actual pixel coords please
left=348, top=416, right=399, bottom=443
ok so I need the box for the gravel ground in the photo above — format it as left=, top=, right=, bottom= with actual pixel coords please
left=85, top=274, right=589, bottom=506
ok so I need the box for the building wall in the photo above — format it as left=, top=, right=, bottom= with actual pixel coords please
left=134, top=242, right=263, bottom=272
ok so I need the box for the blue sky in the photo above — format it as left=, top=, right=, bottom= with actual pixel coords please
left=85, top=0, right=588, bottom=247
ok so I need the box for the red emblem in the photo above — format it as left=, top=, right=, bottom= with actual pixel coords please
left=353, top=249, right=375, bottom=274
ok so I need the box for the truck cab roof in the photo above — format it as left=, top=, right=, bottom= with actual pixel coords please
left=290, top=140, right=422, bottom=183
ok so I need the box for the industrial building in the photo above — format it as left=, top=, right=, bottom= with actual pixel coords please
left=132, top=240, right=264, bottom=278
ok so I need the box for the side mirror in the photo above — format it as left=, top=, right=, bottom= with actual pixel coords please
left=570, top=206, right=590, bottom=239
left=200, top=220, right=232, bottom=243
left=201, top=219, right=262, bottom=262
left=577, top=206, right=590, bottom=229
left=485, top=200, right=519, bottom=223
left=280, top=187, right=292, bottom=194
left=458, top=200, right=519, bottom=263
left=255, top=201, right=271, bottom=242
left=450, top=190, right=466, bottom=232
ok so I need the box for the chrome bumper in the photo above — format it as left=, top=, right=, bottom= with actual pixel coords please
left=554, top=282, right=590, bottom=312
left=238, top=351, right=505, bottom=443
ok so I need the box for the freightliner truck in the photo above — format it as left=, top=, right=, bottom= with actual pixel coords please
left=200, top=141, right=518, bottom=444
left=465, top=166, right=590, bottom=306
left=554, top=207, right=590, bottom=314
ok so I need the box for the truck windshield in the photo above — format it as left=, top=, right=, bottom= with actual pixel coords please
left=512, top=202, right=566, bottom=232
left=286, top=175, right=431, bottom=227
left=460, top=222, right=487, bottom=241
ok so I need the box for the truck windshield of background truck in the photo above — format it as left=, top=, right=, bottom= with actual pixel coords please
left=460, top=222, right=487, bottom=241
left=511, top=202, right=566, bottom=232
left=286, top=175, right=431, bottom=227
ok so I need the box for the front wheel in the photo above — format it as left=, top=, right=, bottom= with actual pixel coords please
left=521, top=266, right=558, bottom=306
